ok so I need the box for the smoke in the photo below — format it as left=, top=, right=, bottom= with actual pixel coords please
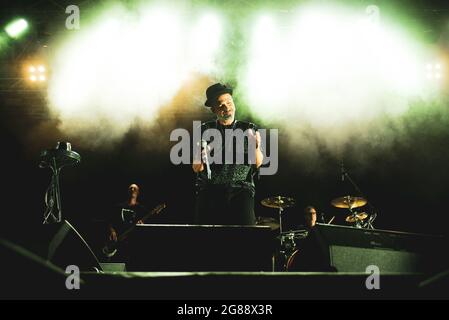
left=47, top=2, right=223, bottom=149
left=43, top=0, right=448, bottom=175
left=236, top=4, right=448, bottom=172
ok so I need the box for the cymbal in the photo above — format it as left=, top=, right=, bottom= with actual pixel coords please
left=345, top=212, right=369, bottom=223
left=261, top=196, right=296, bottom=209
left=331, top=196, right=367, bottom=209
left=255, top=216, right=280, bottom=230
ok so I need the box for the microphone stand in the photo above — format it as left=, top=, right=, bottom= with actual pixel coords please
left=341, top=162, right=377, bottom=229
left=39, top=142, right=80, bottom=224
left=341, top=166, right=379, bottom=229
left=43, top=160, right=62, bottom=224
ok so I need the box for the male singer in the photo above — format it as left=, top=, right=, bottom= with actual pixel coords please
left=192, top=83, right=263, bottom=225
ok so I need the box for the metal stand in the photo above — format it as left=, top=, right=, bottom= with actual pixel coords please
left=278, top=209, right=284, bottom=236
left=39, top=142, right=80, bottom=224
left=43, top=158, right=62, bottom=224
left=341, top=163, right=378, bottom=229
left=276, top=197, right=297, bottom=270
left=260, top=195, right=296, bottom=272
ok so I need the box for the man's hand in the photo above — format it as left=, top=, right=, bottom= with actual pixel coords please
left=248, top=129, right=263, bottom=168
left=248, top=129, right=261, bottom=149
left=109, top=228, right=118, bottom=242
left=192, top=145, right=207, bottom=173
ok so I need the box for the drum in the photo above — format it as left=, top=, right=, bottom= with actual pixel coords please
left=283, top=229, right=314, bottom=272
left=272, top=230, right=308, bottom=271
left=272, top=251, right=287, bottom=271
left=285, top=236, right=330, bottom=272
left=273, top=249, right=306, bottom=272
left=279, top=229, right=308, bottom=249
left=286, top=249, right=300, bottom=271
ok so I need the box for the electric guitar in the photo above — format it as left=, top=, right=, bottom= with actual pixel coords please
left=102, top=203, right=166, bottom=258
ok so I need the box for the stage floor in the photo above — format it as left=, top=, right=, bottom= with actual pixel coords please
left=72, top=271, right=444, bottom=299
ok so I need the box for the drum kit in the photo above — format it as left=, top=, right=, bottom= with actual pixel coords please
left=256, top=195, right=371, bottom=231
left=330, top=195, right=369, bottom=228
left=257, top=193, right=373, bottom=271
left=254, top=162, right=378, bottom=271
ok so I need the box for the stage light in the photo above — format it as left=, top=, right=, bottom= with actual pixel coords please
left=243, top=14, right=284, bottom=111
left=5, top=18, right=28, bottom=39
left=426, top=63, right=443, bottom=80
left=242, top=4, right=430, bottom=125
left=48, top=4, right=224, bottom=134
left=26, top=63, right=47, bottom=83
left=189, top=12, right=223, bottom=72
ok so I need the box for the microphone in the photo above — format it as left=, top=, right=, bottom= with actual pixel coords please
left=201, top=139, right=207, bottom=161
left=201, top=140, right=212, bottom=180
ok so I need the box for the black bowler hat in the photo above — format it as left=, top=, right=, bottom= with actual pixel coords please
left=204, top=83, right=233, bottom=108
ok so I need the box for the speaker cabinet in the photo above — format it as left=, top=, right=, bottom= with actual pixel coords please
left=127, top=224, right=274, bottom=271
left=24, top=220, right=103, bottom=272
left=314, top=224, right=446, bottom=273
left=0, top=238, right=69, bottom=298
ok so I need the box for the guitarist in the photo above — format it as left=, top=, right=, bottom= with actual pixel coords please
left=107, top=183, right=147, bottom=259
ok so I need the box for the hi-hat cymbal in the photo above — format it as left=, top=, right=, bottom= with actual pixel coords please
left=255, top=216, right=280, bottom=230
left=331, top=196, right=367, bottom=209
left=345, top=212, right=369, bottom=223
left=261, top=196, right=296, bottom=209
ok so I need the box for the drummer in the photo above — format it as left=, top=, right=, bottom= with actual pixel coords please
left=282, top=205, right=318, bottom=231
left=304, top=206, right=317, bottom=229
left=287, top=206, right=331, bottom=272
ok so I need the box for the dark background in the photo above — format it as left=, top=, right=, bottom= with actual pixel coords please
left=1, top=0, right=449, bottom=254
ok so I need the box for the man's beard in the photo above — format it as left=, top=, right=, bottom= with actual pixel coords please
left=219, top=112, right=232, bottom=120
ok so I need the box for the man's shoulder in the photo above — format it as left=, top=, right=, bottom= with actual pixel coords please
left=116, top=202, right=145, bottom=209
left=201, top=120, right=217, bottom=129
left=200, top=120, right=258, bottom=130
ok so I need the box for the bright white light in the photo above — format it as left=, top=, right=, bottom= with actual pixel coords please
left=241, top=4, right=431, bottom=126
left=5, top=18, right=28, bottom=39
left=425, top=63, right=443, bottom=80
left=188, top=12, right=223, bottom=73
left=48, top=4, right=222, bottom=137
left=38, top=65, right=45, bottom=72
left=29, top=66, right=35, bottom=72
left=30, top=75, right=36, bottom=81
left=242, top=14, right=286, bottom=114
left=39, top=75, right=46, bottom=81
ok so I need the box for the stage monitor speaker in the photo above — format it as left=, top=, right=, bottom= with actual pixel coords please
left=36, top=220, right=103, bottom=272
left=314, top=224, right=446, bottom=273
left=127, top=224, right=274, bottom=272
left=0, top=238, right=72, bottom=299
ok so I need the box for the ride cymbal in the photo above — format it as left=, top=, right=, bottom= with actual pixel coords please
left=331, top=196, right=367, bottom=209
left=261, top=196, right=296, bottom=209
